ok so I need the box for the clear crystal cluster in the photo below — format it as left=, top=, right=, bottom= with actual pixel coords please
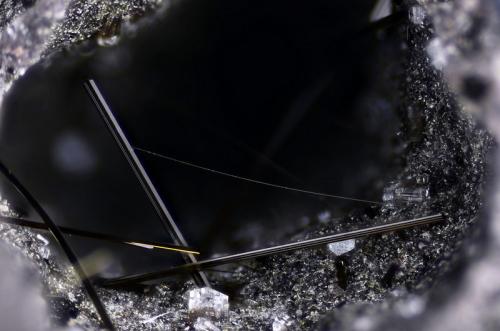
left=188, top=287, right=229, bottom=320
left=0, top=195, right=19, bottom=217
left=382, top=176, right=430, bottom=208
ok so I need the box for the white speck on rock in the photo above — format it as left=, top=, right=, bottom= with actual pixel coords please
left=410, top=6, right=426, bottom=26
left=327, top=239, right=356, bottom=256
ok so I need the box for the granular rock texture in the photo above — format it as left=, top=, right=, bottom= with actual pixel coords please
left=46, top=0, right=165, bottom=50
left=0, top=0, right=166, bottom=106
left=0, top=0, right=33, bottom=31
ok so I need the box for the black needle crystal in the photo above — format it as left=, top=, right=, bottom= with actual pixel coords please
left=0, top=161, right=115, bottom=330
left=84, top=79, right=210, bottom=287
left=0, top=215, right=199, bottom=254
left=101, top=214, right=443, bottom=287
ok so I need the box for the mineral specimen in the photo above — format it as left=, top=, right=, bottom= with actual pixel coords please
left=327, top=240, right=356, bottom=256
left=0, top=0, right=497, bottom=330
left=409, top=6, right=426, bottom=26
left=382, top=182, right=430, bottom=207
left=188, top=287, right=229, bottom=320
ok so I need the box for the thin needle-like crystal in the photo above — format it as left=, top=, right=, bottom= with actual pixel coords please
left=0, top=161, right=115, bottom=330
left=134, top=147, right=382, bottom=205
left=84, top=79, right=209, bottom=287
left=101, top=214, right=443, bottom=287
left=0, top=215, right=199, bottom=254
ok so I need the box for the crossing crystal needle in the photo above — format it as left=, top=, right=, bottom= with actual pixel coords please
left=84, top=79, right=209, bottom=287
left=0, top=215, right=200, bottom=255
left=101, top=214, right=444, bottom=287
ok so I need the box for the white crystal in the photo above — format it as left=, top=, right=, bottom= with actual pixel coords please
left=382, top=189, right=395, bottom=204
left=415, top=174, right=429, bottom=185
left=188, top=287, right=229, bottom=320
left=0, top=203, right=9, bottom=212
left=39, top=246, right=50, bottom=259
left=393, top=186, right=429, bottom=202
left=0, top=199, right=18, bottom=217
left=327, top=239, right=356, bottom=256
left=35, top=234, right=49, bottom=246
left=142, top=312, right=168, bottom=324
left=272, top=314, right=294, bottom=331
left=409, top=6, right=426, bottom=26
left=193, top=317, right=221, bottom=331
left=383, top=181, right=429, bottom=207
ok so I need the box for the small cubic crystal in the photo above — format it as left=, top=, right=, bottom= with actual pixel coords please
left=188, top=287, right=229, bottom=320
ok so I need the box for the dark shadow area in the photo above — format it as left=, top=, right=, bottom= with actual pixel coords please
left=0, top=0, right=402, bottom=275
